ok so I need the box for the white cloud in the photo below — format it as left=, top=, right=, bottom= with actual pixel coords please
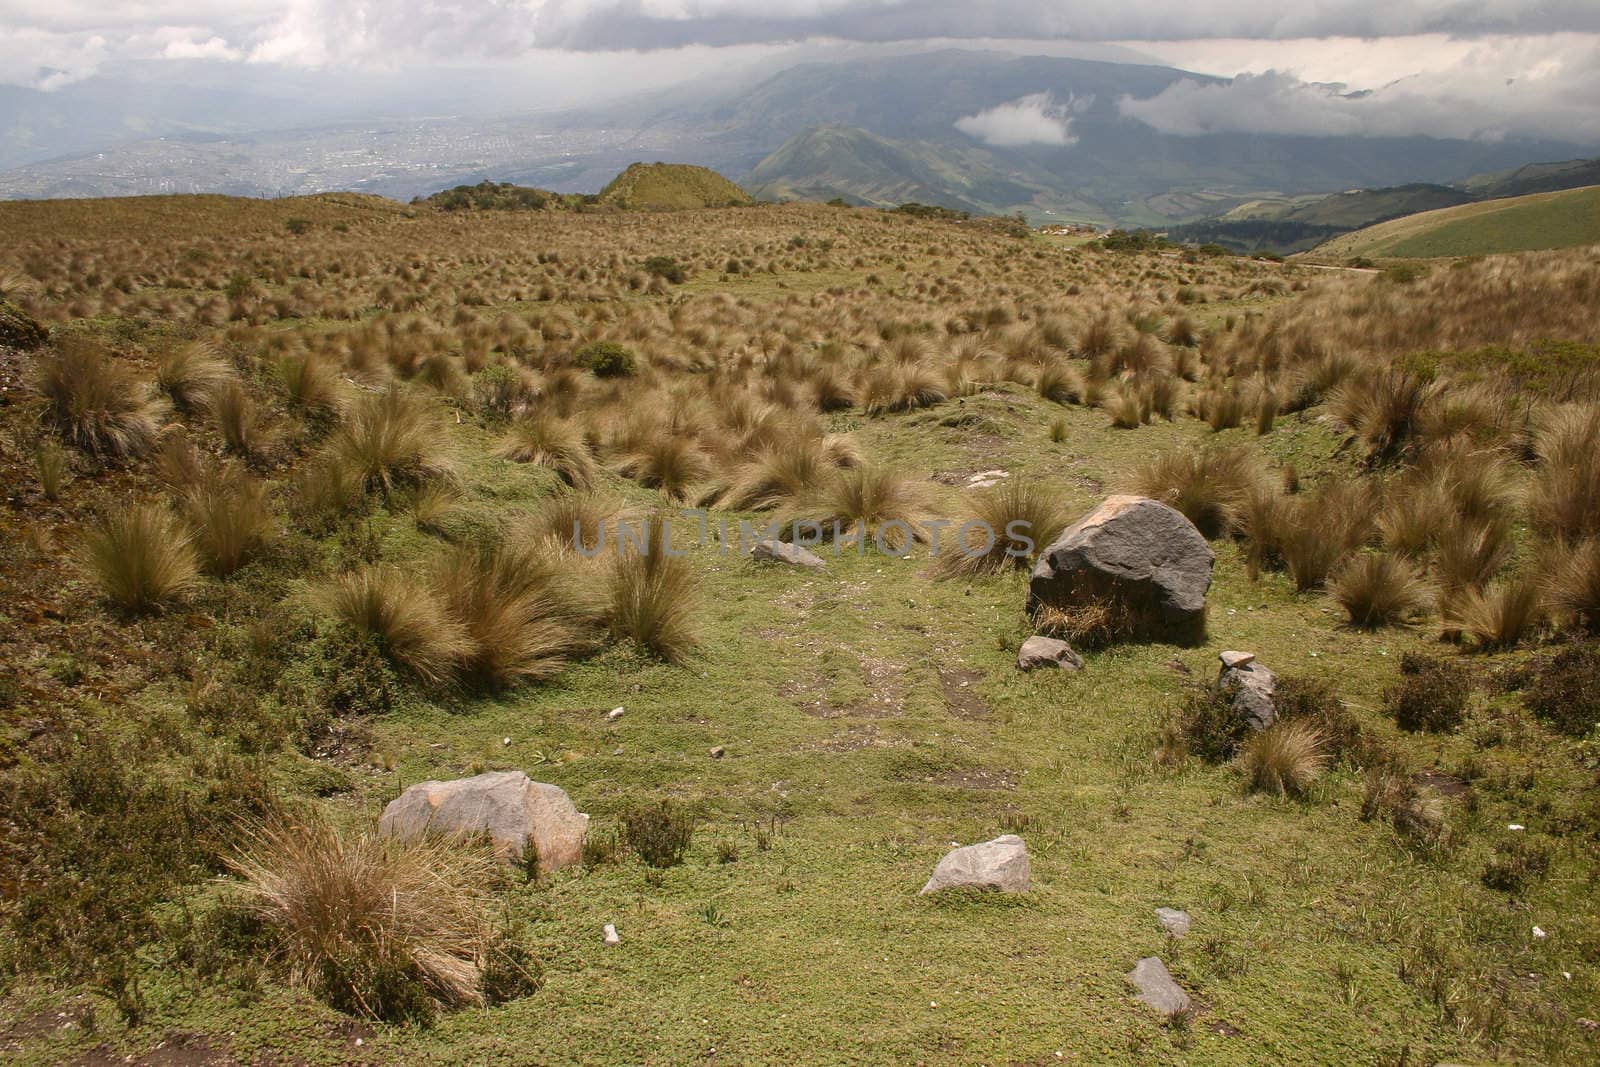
left=955, top=93, right=1079, bottom=147
left=1119, top=33, right=1600, bottom=142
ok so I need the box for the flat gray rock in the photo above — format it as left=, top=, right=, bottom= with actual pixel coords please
left=1155, top=907, right=1192, bottom=938
left=1127, top=956, right=1191, bottom=1016
left=1219, top=650, right=1255, bottom=669
left=920, top=834, right=1030, bottom=894
left=1017, top=635, right=1083, bottom=672
left=1027, top=495, right=1213, bottom=645
left=750, top=539, right=825, bottom=570
left=378, top=770, right=588, bottom=870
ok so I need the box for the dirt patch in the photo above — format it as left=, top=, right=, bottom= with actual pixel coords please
left=1414, top=769, right=1471, bottom=797
left=67, top=1032, right=236, bottom=1066
left=938, top=667, right=990, bottom=720
left=929, top=767, right=1016, bottom=791
left=807, top=725, right=914, bottom=753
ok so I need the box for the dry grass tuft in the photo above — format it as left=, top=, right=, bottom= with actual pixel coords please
left=326, top=388, right=454, bottom=497
left=607, top=517, right=699, bottom=662
left=1240, top=720, right=1328, bottom=797
left=79, top=501, right=201, bottom=612
left=499, top=415, right=598, bottom=490
left=322, top=565, right=472, bottom=685
left=1332, top=553, right=1433, bottom=629
left=36, top=338, right=166, bottom=458
left=156, top=340, right=234, bottom=412
left=1129, top=444, right=1260, bottom=539
left=227, top=819, right=494, bottom=1023
left=936, top=480, right=1070, bottom=577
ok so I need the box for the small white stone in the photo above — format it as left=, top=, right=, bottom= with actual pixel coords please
left=603, top=923, right=620, bottom=945
left=1533, top=925, right=1547, bottom=939
left=606, top=706, right=625, bottom=722
left=502, top=737, right=511, bottom=747
left=1508, top=823, right=1525, bottom=831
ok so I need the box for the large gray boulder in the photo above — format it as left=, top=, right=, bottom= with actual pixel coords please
left=1027, top=495, right=1213, bottom=645
left=378, top=770, right=588, bottom=870
left=1127, top=957, right=1191, bottom=1016
left=1217, top=650, right=1277, bottom=731
left=919, top=834, right=1030, bottom=894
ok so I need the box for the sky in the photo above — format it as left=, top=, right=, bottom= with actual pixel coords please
left=1, top=1, right=1598, bottom=143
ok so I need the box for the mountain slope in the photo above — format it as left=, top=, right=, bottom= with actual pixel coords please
left=1312, top=185, right=1600, bottom=258
left=1164, top=184, right=1477, bottom=253
left=743, top=126, right=1043, bottom=214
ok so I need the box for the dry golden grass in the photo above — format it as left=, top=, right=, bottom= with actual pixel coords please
left=37, top=338, right=166, bottom=458
left=1241, top=721, right=1329, bottom=797
left=228, top=818, right=494, bottom=1022
left=321, top=565, right=472, bottom=685
left=1332, top=552, right=1434, bottom=629
left=78, top=501, right=201, bottom=612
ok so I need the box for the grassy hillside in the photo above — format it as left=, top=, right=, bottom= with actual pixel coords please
left=1, top=194, right=1599, bottom=1064
left=597, top=162, right=752, bottom=210
left=1313, top=184, right=1600, bottom=258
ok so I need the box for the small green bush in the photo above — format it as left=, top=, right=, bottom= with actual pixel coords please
left=642, top=256, right=685, bottom=283
left=1174, top=683, right=1250, bottom=762
left=1385, top=653, right=1471, bottom=733
left=622, top=800, right=695, bottom=868
left=479, top=919, right=544, bottom=1005
left=1481, top=835, right=1551, bottom=895
left=1523, top=643, right=1600, bottom=737
left=578, top=341, right=637, bottom=378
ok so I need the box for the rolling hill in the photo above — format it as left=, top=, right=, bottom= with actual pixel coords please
left=597, top=163, right=752, bottom=210
left=1310, top=185, right=1600, bottom=259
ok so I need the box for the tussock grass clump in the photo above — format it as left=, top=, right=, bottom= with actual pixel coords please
left=322, top=565, right=472, bottom=685
left=175, top=461, right=276, bottom=576
left=79, top=502, right=201, bottom=613
left=1129, top=444, right=1260, bottom=539
left=1280, top=479, right=1373, bottom=590
left=325, top=388, right=453, bottom=497
left=1385, top=653, right=1471, bottom=733
left=1332, top=553, right=1432, bottom=628
left=1445, top=573, right=1544, bottom=650
left=1240, top=721, right=1328, bottom=797
left=36, top=338, right=165, bottom=458
left=156, top=340, right=233, bottom=412
left=936, top=480, right=1069, bottom=577
left=607, top=517, right=699, bottom=663
left=1528, top=403, right=1600, bottom=541
left=1361, top=760, right=1450, bottom=851
left=434, top=542, right=587, bottom=691
left=617, top=437, right=709, bottom=502
left=213, top=379, right=274, bottom=460
left=499, top=415, right=598, bottom=490
left=228, top=820, right=494, bottom=1023
left=34, top=439, right=68, bottom=501
left=720, top=438, right=834, bottom=511
left=1328, top=367, right=1439, bottom=461
left=524, top=492, right=626, bottom=554
left=791, top=466, right=925, bottom=550
left=276, top=352, right=343, bottom=414
left=1544, top=539, right=1600, bottom=631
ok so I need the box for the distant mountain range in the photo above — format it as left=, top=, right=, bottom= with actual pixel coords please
left=2, top=50, right=1594, bottom=227
left=1161, top=157, right=1600, bottom=254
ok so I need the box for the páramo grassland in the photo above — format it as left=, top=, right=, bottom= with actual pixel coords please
left=1, top=190, right=1599, bottom=1064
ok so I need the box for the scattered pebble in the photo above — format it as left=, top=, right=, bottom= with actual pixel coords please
left=1533, top=925, right=1547, bottom=939
left=1508, top=823, right=1525, bottom=831
left=603, top=923, right=620, bottom=945
left=1155, top=907, right=1192, bottom=938
left=710, top=745, right=726, bottom=759
left=606, top=706, right=625, bottom=722
left=501, top=737, right=511, bottom=747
